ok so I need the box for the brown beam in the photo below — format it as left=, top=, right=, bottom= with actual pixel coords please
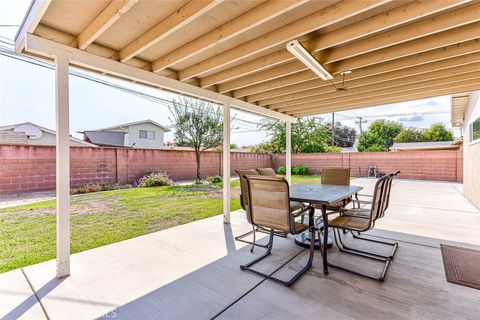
left=201, top=0, right=469, bottom=89
left=290, top=79, right=480, bottom=117
left=247, top=39, right=480, bottom=104
left=178, top=0, right=391, bottom=81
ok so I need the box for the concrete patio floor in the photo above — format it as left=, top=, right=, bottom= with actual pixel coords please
left=1, top=178, right=479, bottom=320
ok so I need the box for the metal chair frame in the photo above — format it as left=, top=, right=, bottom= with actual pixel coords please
left=327, top=174, right=397, bottom=281
left=350, top=171, right=400, bottom=260
left=240, top=176, right=316, bottom=287
left=234, top=169, right=287, bottom=252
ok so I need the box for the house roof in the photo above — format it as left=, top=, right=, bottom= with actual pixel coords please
left=0, top=122, right=96, bottom=147
left=451, top=93, right=470, bottom=127
left=15, top=1, right=480, bottom=119
left=82, top=130, right=126, bottom=147
left=97, top=119, right=171, bottom=132
left=391, top=140, right=462, bottom=151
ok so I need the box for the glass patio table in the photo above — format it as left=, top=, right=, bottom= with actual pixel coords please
left=290, top=183, right=363, bottom=275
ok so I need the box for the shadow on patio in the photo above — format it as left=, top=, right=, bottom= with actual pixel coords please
left=1, top=178, right=479, bottom=320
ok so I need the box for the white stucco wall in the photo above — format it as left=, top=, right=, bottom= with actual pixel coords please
left=125, top=122, right=165, bottom=149
left=463, top=91, right=480, bottom=209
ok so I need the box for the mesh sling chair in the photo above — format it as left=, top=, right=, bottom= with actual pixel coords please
left=349, top=171, right=400, bottom=260
left=327, top=174, right=395, bottom=281
left=255, top=167, right=276, bottom=176
left=240, top=176, right=316, bottom=287
left=316, top=167, right=352, bottom=212
left=234, top=169, right=266, bottom=250
left=354, top=171, right=400, bottom=210
left=235, top=169, right=298, bottom=251
left=255, top=167, right=306, bottom=220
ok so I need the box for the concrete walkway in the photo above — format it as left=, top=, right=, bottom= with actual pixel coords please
left=1, top=178, right=479, bottom=320
left=0, top=191, right=55, bottom=209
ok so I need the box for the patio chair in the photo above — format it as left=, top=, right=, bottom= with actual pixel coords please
left=318, top=167, right=352, bottom=211
left=255, top=167, right=306, bottom=222
left=348, top=171, right=400, bottom=259
left=255, top=167, right=276, bottom=176
left=240, top=175, right=316, bottom=286
left=235, top=169, right=294, bottom=251
left=354, top=171, right=400, bottom=210
left=327, top=174, right=396, bottom=281
left=234, top=169, right=266, bottom=250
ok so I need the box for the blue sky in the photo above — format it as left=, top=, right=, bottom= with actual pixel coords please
left=0, top=1, right=457, bottom=147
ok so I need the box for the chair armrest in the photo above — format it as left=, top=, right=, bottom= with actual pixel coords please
left=356, top=193, right=373, bottom=198
left=290, top=205, right=310, bottom=218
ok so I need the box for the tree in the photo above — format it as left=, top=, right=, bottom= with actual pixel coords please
left=169, top=97, right=223, bottom=183
left=394, top=123, right=453, bottom=143
left=357, top=119, right=403, bottom=152
left=394, top=127, right=426, bottom=143
left=251, top=117, right=342, bottom=153
left=422, top=122, right=453, bottom=141
left=326, top=121, right=357, bottom=147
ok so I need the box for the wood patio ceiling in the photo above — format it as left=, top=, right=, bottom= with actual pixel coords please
left=21, top=0, right=480, bottom=117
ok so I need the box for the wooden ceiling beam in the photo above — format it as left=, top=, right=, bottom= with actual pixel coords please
left=290, top=78, right=480, bottom=117
left=237, top=21, right=480, bottom=100
left=274, top=67, right=480, bottom=113
left=228, top=2, right=480, bottom=97
left=119, top=0, right=222, bottom=63
left=178, top=0, right=392, bottom=81
left=76, top=0, right=139, bottom=50
left=202, top=0, right=469, bottom=88
left=269, top=53, right=480, bottom=110
left=151, top=0, right=308, bottom=73
left=330, top=20, right=480, bottom=74
left=249, top=39, right=480, bottom=103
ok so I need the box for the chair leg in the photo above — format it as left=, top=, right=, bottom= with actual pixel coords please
left=235, top=226, right=268, bottom=252
left=240, top=227, right=316, bottom=287
left=329, top=228, right=392, bottom=281
left=257, top=227, right=288, bottom=238
left=334, top=229, right=389, bottom=261
left=350, top=231, right=398, bottom=260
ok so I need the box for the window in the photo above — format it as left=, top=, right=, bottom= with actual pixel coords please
left=471, top=117, right=480, bottom=143
left=139, top=130, right=155, bottom=140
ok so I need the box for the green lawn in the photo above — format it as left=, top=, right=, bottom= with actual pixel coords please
left=0, top=183, right=241, bottom=273
left=0, top=175, right=322, bottom=273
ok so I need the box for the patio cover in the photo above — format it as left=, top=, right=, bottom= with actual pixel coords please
left=14, top=0, right=480, bottom=278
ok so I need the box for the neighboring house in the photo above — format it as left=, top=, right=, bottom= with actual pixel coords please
left=390, top=140, right=463, bottom=152
left=81, top=120, right=170, bottom=149
left=0, top=122, right=95, bottom=147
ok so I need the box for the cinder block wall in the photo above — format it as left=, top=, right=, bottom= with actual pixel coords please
left=0, top=145, right=463, bottom=195
left=275, top=150, right=463, bottom=182
left=0, top=145, right=272, bottom=194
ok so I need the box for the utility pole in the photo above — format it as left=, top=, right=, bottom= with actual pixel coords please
left=331, top=112, right=335, bottom=146
left=355, top=116, right=367, bottom=133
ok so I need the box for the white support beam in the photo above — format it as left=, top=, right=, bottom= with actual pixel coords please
left=55, top=56, right=71, bottom=278
left=223, top=103, right=231, bottom=224
left=14, top=0, right=52, bottom=52
left=286, top=121, right=292, bottom=185
left=23, top=34, right=296, bottom=123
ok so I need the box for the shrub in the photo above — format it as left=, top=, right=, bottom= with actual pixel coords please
left=70, top=183, right=131, bottom=195
left=207, top=175, right=222, bottom=184
left=277, top=165, right=309, bottom=175
left=292, top=165, right=309, bottom=175
left=135, top=171, right=173, bottom=187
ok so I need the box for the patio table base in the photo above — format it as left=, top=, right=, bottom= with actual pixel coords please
left=294, top=230, right=333, bottom=249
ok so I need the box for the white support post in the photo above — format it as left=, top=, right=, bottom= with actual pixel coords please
left=223, top=103, right=231, bottom=224
left=55, top=56, right=71, bottom=278
left=286, top=121, right=292, bottom=185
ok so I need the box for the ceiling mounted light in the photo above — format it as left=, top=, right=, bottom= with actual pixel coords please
left=286, top=39, right=333, bottom=81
